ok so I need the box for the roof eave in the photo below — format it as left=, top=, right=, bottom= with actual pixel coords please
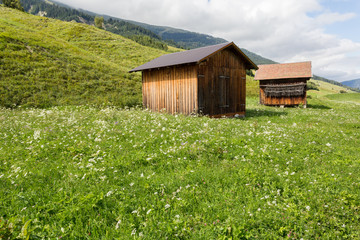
left=129, top=62, right=198, bottom=73
left=254, top=76, right=313, bottom=81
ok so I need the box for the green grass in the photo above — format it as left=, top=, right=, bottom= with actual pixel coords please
left=307, top=79, right=355, bottom=97
left=325, top=93, right=360, bottom=104
left=1, top=96, right=359, bottom=239
left=0, top=6, right=167, bottom=108
left=246, top=75, right=259, bottom=98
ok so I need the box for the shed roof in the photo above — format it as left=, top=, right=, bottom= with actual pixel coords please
left=129, top=42, right=258, bottom=72
left=254, top=61, right=312, bottom=81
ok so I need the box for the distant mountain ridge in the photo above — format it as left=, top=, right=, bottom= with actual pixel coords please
left=342, top=79, right=360, bottom=90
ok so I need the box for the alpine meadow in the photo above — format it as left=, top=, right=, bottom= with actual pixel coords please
left=1, top=5, right=360, bottom=240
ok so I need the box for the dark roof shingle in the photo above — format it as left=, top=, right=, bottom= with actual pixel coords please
left=254, top=61, right=312, bottom=81
left=129, top=42, right=257, bottom=72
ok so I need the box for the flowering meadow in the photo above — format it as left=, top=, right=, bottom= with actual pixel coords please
left=0, top=96, right=359, bottom=239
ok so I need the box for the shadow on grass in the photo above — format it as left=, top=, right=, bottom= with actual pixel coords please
left=245, top=109, right=288, bottom=118
left=306, top=104, right=332, bottom=109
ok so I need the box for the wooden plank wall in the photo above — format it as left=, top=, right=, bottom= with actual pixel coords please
left=259, top=79, right=308, bottom=106
left=142, top=65, right=198, bottom=115
left=198, top=48, right=247, bottom=116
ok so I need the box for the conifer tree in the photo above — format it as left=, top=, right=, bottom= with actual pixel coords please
left=94, top=16, right=104, bottom=29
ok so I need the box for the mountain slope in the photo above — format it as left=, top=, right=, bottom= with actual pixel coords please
left=342, top=79, right=360, bottom=90
left=312, top=75, right=360, bottom=93
left=0, top=6, right=166, bottom=108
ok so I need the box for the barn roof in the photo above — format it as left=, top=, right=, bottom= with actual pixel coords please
left=254, top=61, right=312, bottom=81
left=129, top=42, right=258, bottom=73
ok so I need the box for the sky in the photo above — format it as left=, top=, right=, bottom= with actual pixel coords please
left=54, top=0, right=360, bottom=82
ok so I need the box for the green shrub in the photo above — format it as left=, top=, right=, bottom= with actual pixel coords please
left=307, top=81, right=320, bottom=91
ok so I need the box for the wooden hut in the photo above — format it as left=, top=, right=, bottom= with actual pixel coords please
left=254, top=61, right=312, bottom=107
left=130, top=42, right=258, bottom=117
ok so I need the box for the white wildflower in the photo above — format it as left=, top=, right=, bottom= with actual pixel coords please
left=106, top=191, right=113, bottom=197
left=165, top=204, right=171, bottom=209
left=306, top=206, right=310, bottom=211
left=34, top=130, right=41, bottom=140
left=88, top=158, right=96, bottom=163
left=146, top=209, right=151, bottom=215
left=326, top=143, right=331, bottom=147
left=129, top=182, right=134, bottom=187
left=115, top=220, right=121, bottom=229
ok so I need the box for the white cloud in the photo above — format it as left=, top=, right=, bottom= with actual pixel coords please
left=314, top=12, right=356, bottom=25
left=54, top=0, right=360, bottom=81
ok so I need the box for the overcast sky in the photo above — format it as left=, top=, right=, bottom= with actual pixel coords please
left=54, top=0, right=360, bottom=81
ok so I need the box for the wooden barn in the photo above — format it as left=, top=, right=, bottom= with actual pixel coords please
left=129, top=42, right=258, bottom=117
left=254, top=61, right=312, bottom=107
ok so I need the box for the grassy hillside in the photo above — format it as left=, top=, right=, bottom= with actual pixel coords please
left=307, top=79, right=355, bottom=97
left=0, top=6, right=166, bottom=108
left=1, top=95, right=359, bottom=239
left=313, top=75, right=360, bottom=93
left=325, top=93, right=360, bottom=105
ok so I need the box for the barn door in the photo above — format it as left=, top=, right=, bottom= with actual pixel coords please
left=218, top=75, right=230, bottom=112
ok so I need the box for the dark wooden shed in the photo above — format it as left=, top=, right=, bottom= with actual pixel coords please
left=130, top=42, right=258, bottom=117
left=254, top=61, right=312, bottom=107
